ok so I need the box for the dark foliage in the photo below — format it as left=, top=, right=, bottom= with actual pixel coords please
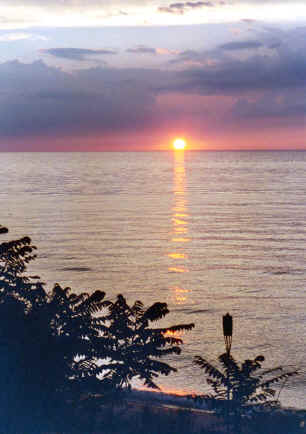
left=0, top=226, right=111, bottom=432
left=97, top=294, right=194, bottom=389
left=0, top=225, right=194, bottom=433
left=193, top=351, right=298, bottom=433
left=73, top=398, right=306, bottom=434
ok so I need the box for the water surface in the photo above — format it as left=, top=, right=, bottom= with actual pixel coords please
left=0, top=151, right=305, bottom=408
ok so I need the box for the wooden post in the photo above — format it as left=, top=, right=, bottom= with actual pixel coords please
left=223, top=313, right=233, bottom=433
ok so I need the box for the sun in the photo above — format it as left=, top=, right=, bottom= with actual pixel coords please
left=173, top=138, right=187, bottom=150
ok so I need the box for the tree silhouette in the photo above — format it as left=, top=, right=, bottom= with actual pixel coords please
left=95, top=294, right=195, bottom=390
left=193, top=352, right=298, bottom=433
left=0, top=225, right=195, bottom=432
left=0, top=227, right=112, bottom=432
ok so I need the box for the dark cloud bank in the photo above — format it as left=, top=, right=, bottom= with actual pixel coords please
left=0, top=60, right=163, bottom=141
left=1, top=40, right=306, bottom=148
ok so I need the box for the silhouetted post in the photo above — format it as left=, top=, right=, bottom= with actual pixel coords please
left=223, top=313, right=233, bottom=357
left=223, top=313, right=233, bottom=434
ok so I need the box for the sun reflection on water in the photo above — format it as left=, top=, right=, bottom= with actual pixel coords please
left=171, top=151, right=189, bottom=243
left=168, top=253, right=187, bottom=259
left=168, top=267, right=189, bottom=273
left=167, top=150, right=192, bottom=304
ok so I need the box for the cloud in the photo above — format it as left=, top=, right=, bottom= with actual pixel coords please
left=163, top=25, right=306, bottom=93
left=158, top=41, right=306, bottom=125
left=187, top=1, right=213, bottom=5
left=241, top=18, right=257, bottom=23
left=156, top=47, right=180, bottom=55
left=170, top=51, right=306, bottom=94
left=231, top=90, right=306, bottom=121
left=158, top=1, right=213, bottom=14
left=1, top=37, right=306, bottom=149
left=126, top=45, right=157, bottom=54
left=219, top=40, right=263, bottom=50
left=126, top=45, right=179, bottom=55
left=0, top=0, right=304, bottom=29
left=169, top=49, right=200, bottom=64
left=42, top=48, right=117, bottom=61
left=0, top=0, right=299, bottom=5
left=0, top=0, right=134, bottom=5
left=0, top=60, right=169, bottom=141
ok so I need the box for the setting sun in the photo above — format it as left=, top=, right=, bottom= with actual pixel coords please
left=173, top=138, right=187, bottom=150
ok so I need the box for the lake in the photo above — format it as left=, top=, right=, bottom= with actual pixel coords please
left=0, top=151, right=305, bottom=408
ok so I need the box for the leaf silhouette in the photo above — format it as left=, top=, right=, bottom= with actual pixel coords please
left=193, top=334, right=298, bottom=433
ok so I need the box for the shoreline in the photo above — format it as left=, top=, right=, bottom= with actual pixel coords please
left=130, top=387, right=306, bottom=413
left=90, top=388, right=306, bottom=434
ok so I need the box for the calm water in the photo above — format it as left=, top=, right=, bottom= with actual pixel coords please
left=1, top=151, right=306, bottom=408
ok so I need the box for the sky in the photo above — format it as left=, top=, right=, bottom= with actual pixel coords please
left=1, top=0, right=306, bottom=150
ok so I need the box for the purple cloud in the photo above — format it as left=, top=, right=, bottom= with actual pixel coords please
left=126, top=46, right=157, bottom=54
left=158, top=1, right=213, bottom=14
left=1, top=39, right=306, bottom=149
left=219, top=40, right=263, bottom=50
left=42, top=48, right=117, bottom=61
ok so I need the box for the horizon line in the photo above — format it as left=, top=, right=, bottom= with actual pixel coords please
left=1, top=148, right=306, bottom=153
